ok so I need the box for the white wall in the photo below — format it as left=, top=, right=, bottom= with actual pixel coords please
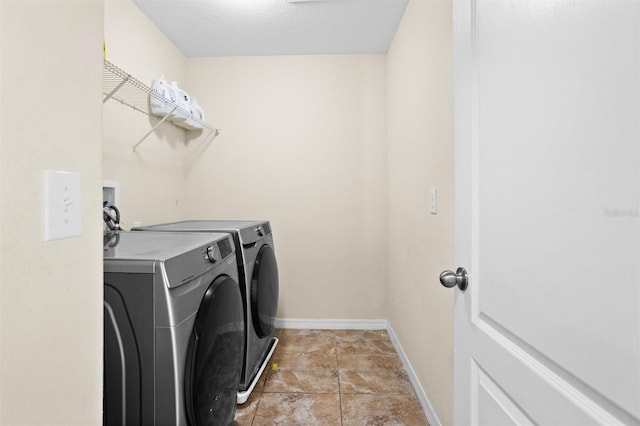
left=103, top=0, right=189, bottom=228
left=184, top=55, right=388, bottom=319
left=387, top=1, right=454, bottom=425
left=0, top=1, right=104, bottom=424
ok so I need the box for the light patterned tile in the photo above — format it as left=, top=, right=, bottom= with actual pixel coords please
left=234, top=330, right=428, bottom=425
left=275, top=329, right=337, bottom=356
left=265, top=353, right=338, bottom=393
left=341, top=394, right=429, bottom=426
left=338, top=353, right=403, bottom=370
left=233, top=390, right=262, bottom=426
left=253, top=393, right=341, bottom=426
left=338, top=354, right=414, bottom=395
left=336, top=329, right=396, bottom=356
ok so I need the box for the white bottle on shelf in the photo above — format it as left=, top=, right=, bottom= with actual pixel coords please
left=170, top=81, right=191, bottom=125
left=149, top=76, right=177, bottom=117
left=185, top=98, right=206, bottom=130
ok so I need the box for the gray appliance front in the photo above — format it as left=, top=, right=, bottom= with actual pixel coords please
left=103, top=231, right=243, bottom=425
left=132, top=221, right=280, bottom=396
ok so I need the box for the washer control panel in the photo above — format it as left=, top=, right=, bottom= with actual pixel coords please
left=205, top=237, right=234, bottom=263
left=162, top=234, right=235, bottom=289
left=206, top=244, right=221, bottom=263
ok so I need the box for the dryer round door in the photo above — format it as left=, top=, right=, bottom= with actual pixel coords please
left=250, top=244, right=279, bottom=338
left=184, top=275, right=245, bottom=426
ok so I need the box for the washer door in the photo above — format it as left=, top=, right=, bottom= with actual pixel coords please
left=103, top=286, right=143, bottom=425
left=184, top=275, right=245, bottom=426
left=251, top=244, right=279, bottom=338
left=103, top=280, right=155, bottom=425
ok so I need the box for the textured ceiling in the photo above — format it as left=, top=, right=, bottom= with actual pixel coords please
left=132, top=0, right=409, bottom=57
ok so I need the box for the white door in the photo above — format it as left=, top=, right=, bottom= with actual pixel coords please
left=451, top=0, right=640, bottom=424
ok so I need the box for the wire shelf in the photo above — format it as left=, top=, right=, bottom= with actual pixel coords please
left=103, top=59, right=220, bottom=151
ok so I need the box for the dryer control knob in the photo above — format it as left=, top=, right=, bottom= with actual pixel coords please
left=255, top=226, right=264, bottom=237
left=206, top=245, right=218, bottom=263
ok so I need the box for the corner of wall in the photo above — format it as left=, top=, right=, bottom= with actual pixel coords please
left=385, top=1, right=454, bottom=425
left=103, top=0, right=190, bottom=228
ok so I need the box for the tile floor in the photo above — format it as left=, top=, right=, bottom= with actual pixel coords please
left=233, top=329, right=429, bottom=425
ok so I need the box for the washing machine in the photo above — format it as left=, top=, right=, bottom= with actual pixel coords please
left=103, top=230, right=244, bottom=425
left=133, top=220, right=279, bottom=403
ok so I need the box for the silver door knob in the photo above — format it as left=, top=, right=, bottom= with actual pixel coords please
left=439, top=267, right=469, bottom=291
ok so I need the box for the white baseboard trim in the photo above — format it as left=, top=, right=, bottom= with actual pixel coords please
left=274, top=317, right=388, bottom=330
left=274, top=318, right=441, bottom=426
left=386, top=323, right=441, bottom=426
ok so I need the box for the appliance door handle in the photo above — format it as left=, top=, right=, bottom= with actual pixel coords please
left=242, top=242, right=257, bottom=249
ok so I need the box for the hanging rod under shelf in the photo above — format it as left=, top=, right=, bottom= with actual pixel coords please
left=103, top=59, right=220, bottom=151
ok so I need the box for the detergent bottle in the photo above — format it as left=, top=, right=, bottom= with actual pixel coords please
left=170, top=81, right=191, bottom=125
left=150, top=76, right=177, bottom=117
left=180, top=98, right=205, bottom=130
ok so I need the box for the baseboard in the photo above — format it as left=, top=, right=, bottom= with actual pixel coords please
left=274, top=317, right=442, bottom=426
left=386, top=323, right=442, bottom=426
left=274, top=317, right=388, bottom=330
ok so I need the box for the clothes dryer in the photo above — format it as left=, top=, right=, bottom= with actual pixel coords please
left=103, top=231, right=244, bottom=425
left=133, top=220, right=279, bottom=403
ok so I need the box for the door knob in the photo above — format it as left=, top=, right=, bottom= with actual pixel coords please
left=439, top=267, right=469, bottom=291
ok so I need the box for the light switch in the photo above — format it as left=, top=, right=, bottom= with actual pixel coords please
left=43, top=171, right=82, bottom=241
left=430, top=188, right=438, bottom=214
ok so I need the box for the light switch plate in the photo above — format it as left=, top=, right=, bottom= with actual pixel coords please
left=43, top=170, right=82, bottom=241
left=430, top=188, right=438, bottom=214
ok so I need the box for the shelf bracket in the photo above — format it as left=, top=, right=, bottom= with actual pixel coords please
left=103, top=75, right=130, bottom=104
left=132, top=106, right=178, bottom=152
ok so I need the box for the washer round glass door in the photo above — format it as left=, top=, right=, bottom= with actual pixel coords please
left=250, top=244, right=279, bottom=338
left=185, top=275, right=245, bottom=426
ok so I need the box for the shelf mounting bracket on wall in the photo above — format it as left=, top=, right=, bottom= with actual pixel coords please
left=103, top=75, right=129, bottom=104
left=132, top=105, right=177, bottom=152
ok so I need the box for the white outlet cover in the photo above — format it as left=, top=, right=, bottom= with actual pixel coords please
left=43, top=171, right=82, bottom=241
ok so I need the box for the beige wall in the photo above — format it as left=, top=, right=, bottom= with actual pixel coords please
left=0, top=0, right=454, bottom=423
left=184, top=56, right=389, bottom=319
left=387, top=1, right=454, bottom=425
left=101, top=1, right=454, bottom=424
left=0, top=1, right=104, bottom=424
left=104, top=0, right=390, bottom=319
left=103, top=0, right=390, bottom=321
left=103, top=0, right=189, bottom=228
